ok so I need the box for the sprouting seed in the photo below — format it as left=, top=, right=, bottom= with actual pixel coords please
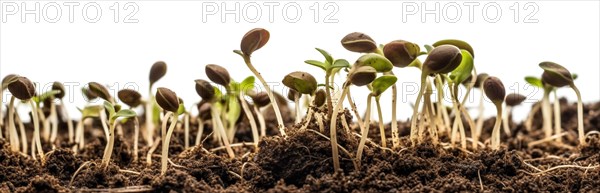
left=314, top=89, right=326, bottom=107
left=350, top=66, right=377, bottom=86
left=423, top=45, right=463, bottom=74
left=483, top=76, right=505, bottom=150
left=383, top=40, right=420, bottom=68
left=149, top=61, right=167, bottom=87
left=250, top=92, right=271, bottom=107
left=118, top=89, right=142, bottom=107
left=505, top=93, right=526, bottom=107
left=195, top=79, right=215, bottom=101
left=282, top=71, right=318, bottom=95
left=52, top=82, right=65, bottom=99
left=206, top=64, right=231, bottom=86
left=8, top=76, right=36, bottom=100
left=88, top=82, right=113, bottom=103
left=341, top=32, right=378, bottom=53
left=155, top=87, right=179, bottom=112
left=240, top=28, right=270, bottom=56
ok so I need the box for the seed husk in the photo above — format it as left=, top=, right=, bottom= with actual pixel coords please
left=8, top=76, right=36, bottom=100
left=195, top=79, right=215, bottom=101
left=250, top=92, right=271, bottom=107
left=240, top=28, right=270, bottom=56
left=118, top=89, right=142, bottom=107
left=483, top=76, right=506, bottom=103
left=341, top=32, right=378, bottom=53
left=149, top=61, right=167, bottom=86
left=52, top=82, right=65, bottom=99
left=155, top=87, right=179, bottom=112
left=88, top=82, right=112, bottom=102
left=505, top=93, right=526, bottom=106
left=206, top=64, right=231, bottom=86
left=282, top=71, right=317, bottom=95
left=383, top=40, right=420, bottom=68
left=314, top=89, right=326, bottom=107
left=424, top=45, right=462, bottom=74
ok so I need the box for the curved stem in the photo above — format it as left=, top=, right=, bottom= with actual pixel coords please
left=242, top=55, right=286, bottom=137
left=15, top=112, right=27, bottom=154
left=346, top=88, right=364, bottom=132
left=491, top=103, right=503, bottom=150
left=375, top=97, right=386, bottom=148
left=254, top=106, right=266, bottom=137
left=325, top=72, right=333, bottom=119
left=146, top=138, right=160, bottom=167
left=29, top=100, right=44, bottom=164
left=240, top=94, right=259, bottom=148
left=161, top=111, right=177, bottom=175
left=101, top=118, right=119, bottom=169
left=424, top=91, right=439, bottom=145
left=212, top=107, right=235, bottom=159
left=61, top=101, right=74, bottom=143
left=552, top=91, right=562, bottom=143
left=475, top=84, right=486, bottom=140
left=146, top=87, right=155, bottom=146
left=195, top=117, right=204, bottom=146
left=525, top=103, right=540, bottom=131
left=451, top=84, right=467, bottom=149
left=410, top=73, right=428, bottom=146
left=503, top=106, right=512, bottom=137
left=99, top=109, right=110, bottom=140
left=330, top=83, right=349, bottom=173
left=541, top=88, right=552, bottom=138
left=356, top=94, right=372, bottom=168
left=570, top=84, right=585, bottom=145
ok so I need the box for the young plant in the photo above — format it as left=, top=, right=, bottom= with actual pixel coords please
left=409, top=45, right=462, bottom=146
left=195, top=79, right=235, bottom=158
left=51, top=82, right=74, bottom=144
left=0, top=74, right=18, bottom=135
left=154, top=87, right=179, bottom=175
left=356, top=75, right=396, bottom=164
left=117, top=88, right=142, bottom=162
left=329, top=52, right=393, bottom=173
left=539, top=61, right=585, bottom=145
left=147, top=61, right=168, bottom=145
left=7, top=76, right=44, bottom=163
left=249, top=92, right=271, bottom=137
left=88, top=82, right=114, bottom=139
left=483, top=76, right=506, bottom=150
left=195, top=101, right=211, bottom=146
left=474, top=73, right=489, bottom=143
left=304, top=48, right=350, bottom=119
left=100, top=101, right=136, bottom=169
left=503, top=93, right=526, bottom=137
left=282, top=71, right=317, bottom=124
left=448, top=49, right=474, bottom=149
left=234, top=28, right=287, bottom=138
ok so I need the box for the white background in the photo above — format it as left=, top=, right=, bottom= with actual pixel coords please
left=1, top=1, right=599, bottom=122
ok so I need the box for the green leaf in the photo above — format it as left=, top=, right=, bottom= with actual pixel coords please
left=305, top=60, right=327, bottom=71
left=112, top=109, right=137, bottom=123
left=355, top=53, right=393, bottom=72
left=103, top=101, right=115, bottom=118
left=177, top=103, right=186, bottom=115
left=152, top=101, right=161, bottom=123
left=213, top=87, right=223, bottom=101
left=449, top=50, right=474, bottom=84
left=331, top=59, right=350, bottom=69
left=315, top=48, right=333, bottom=65
left=371, top=75, right=397, bottom=96
left=282, top=71, right=317, bottom=94
left=33, top=90, right=61, bottom=103
left=227, top=95, right=241, bottom=127
left=80, top=105, right=103, bottom=119
left=424, top=44, right=433, bottom=53
left=525, top=76, right=543, bottom=88
left=432, top=39, right=475, bottom=57
left=240, top=76, right=255, bottom=93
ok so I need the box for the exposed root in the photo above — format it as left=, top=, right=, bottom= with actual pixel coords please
left=70, top=161, right=94, bottom=187
left=71, top=185, right=154, bottom=192
left=524, top=164, right=599, bottom=176
left=119, top=169, right=141, bottom=175
left=351, top=132, right=394, bottom=153
left=228, top=171, right=243, bottom=180
left=210, top=142, right=255, bottom=152
left=528, top=132, right=569, bottom=148
left=478, top=169, right=483, bottom=191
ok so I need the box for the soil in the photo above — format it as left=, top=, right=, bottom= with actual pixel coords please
left=1, top=99, right=599, bottom=192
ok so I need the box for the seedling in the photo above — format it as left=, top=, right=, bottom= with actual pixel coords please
left=473, top=73, right=489, bottom=144
left=7, top=76, right=44, bottom=163
left=0, top=74, right=18, bottom=134
left=195, top=79, right=235, bottom=158
left=539, top=61, right=585, bottom=145
left=51, top=82, right=74, bottom=144
left=356, top=75, right=396, bottom=165
left=304, top=48, right=350, bottom=118
left=234, top=28, right=287, bottom=138
left=249, top=92, right=270, bottom=137
left=117, top=88, right=142, bottom=161
left=448, top=49, right=474, bottom=149
left=483, top=76, right=506, bottom=150
left=282, top=71, right=317, bottom=124
left=154, top=87, right=179, bottom=175
left=147, top=61, right=168, bottom=146
left=87, top=82, right=114, bottom=138
left=100, top=100, right=136, bottom=169
left=195, top=101, right=211, bottom=146
left=341, top=32, right=378, bottom=53
left=503, top=93, right=526, bottom=137
left=409, top=45, right=462, bottom=146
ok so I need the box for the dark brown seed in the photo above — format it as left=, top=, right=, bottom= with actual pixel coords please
left=474, top=73, right=489, bottom=88
left=341, top=32, right=378, bottom=53
left=52, top=82, right=65, bottom=99
left=206, top=64, right=231, bottom=86
left=282, top=71, right=317, bottom=95
left=314, top=89, right=326, bottom=107
left=383, top=40, right=420, bottom=68
left=1, top=74, right=19, bottom=89
left=287, top=89, right=298, bottom=101
left=351, top=71, right=376, bottom=86
left=88, top=82, right=112, bottom=102
left=118, top=89, right=142, bottom=107
left=155, top=87, right=179, bottom=112
left=197, top=100, right=212, bottom=120
left=250, top=92, right=270, bottom=107
left=149, top=61, right=167, bottom=86
left=483, top=76, right=505, bottom=103
left=82, top=87, right=98, bottom=101
left=240, top=28, right=270, bottom=56
left=505, top=93, right=526, bottom=106
left=424, top=45, right=462, bottom=74
left=195, top=79, right=215, bottom=100
left=540, top=62, right=573, bottom=87
left=8, top=76, right=36, bottom=100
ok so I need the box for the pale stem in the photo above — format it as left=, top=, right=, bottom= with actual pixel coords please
left=329, top=83, right=349, bottom=173
left=8, top=97, right=19, bottom=152
left=410, top=73, right=428, bottom=146
left=146, top=138, right=160, bottom=167
left=541, top=89, right=552, bottom=138
left=0, top=89, right=4, bottom=137
left=436, top=75, right=451, bottom=133
left=50, top=101, right=58, bottom=144
left=240, top=94, right=259, bottom=148
left=146, top=88, right=156, bottom=145
left=15, top=112, right=28, bottom=154
left=294, top=93, right=301, bottom=124
left=195, top=117, right=204, bottom=146
left=324, top=72, right=333, bottom=119
left=41, top=108, right=49, bottom=141
left=356, top=94, right=372, bottom=168
left=525, top=103, right=540, bottom=132
left=161, top=111, right=178, bottom=175
left=552, top=91, right=562, bottom=143
left=459, top=103, right=477, bottom=150
left=346, top=88, right=365, bottom=133
left=316, top=112, right=325, bottom=133
left=475, top=86, right=486, bottom=141
left=29, top=100, right=44, bottom=164
left=254, top=106, right=266, bottom=137
left=451, top=84, right=467, bottom=149
left=101, top=119, right=119, bottom=169
left=184, top=113, right=189, bottom=148
left=212, top=107, right=235, bottom=159
left=133, top=116, right=140, bottom=162
left=243, top=55, right=286, bottom=137
left=99, top=109, right=110, bottom=140
left=570, top=84, right=585, bottom=145
left=375, top=97, right=386, bottom=148
left=61, top=101, right=74, bottom=143
left=491, top=103, right=503, bottom=150
left=502, top=106, right=512, bottom=137
left=391, top=83, right=400, bottom=149
left=424, top=93, right=439, bottom=145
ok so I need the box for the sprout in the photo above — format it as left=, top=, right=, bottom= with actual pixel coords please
left=206, top=64, right=231, bottom=87
left=383, top=40, right=421, bottom=68
left=195, top=79, right=216, bottom=101
left=147, top=61, right=168, bottom=147
left=447, top=49, right=474, bottom=149
left=235, top=28, right=287, bottom=138
left=503, top=93, right=526, bottom=137
left=194, top=101, right=211, bottom=146
left=7, top=76, right=44, bottom=164
left=282, top=71, right=317, bottom=124
left=88, top=82, right=114, bottom=103
left=194, top=81, right=235, bottom=159
left=117, top=89, right=142, bottom=162
left=149, top=61, right=168, bottom=87
left=313, top=89, right=326, bottom=108
left=539, top=61, right=584, bottom=145
left=304, top=48, right=350, bottom=118
left=483, top=76, right=505, bottom=150
left=0, top=74, right=19, bottom=139
left=473, top=73, right=489, bottom=142
left=340, top=32, right=378, bottom=53
left=100, top=101, right=137, bottom=170
left=432, top=39, right=475, bottom=58
left=154, top=87, right=180, bottom=175
left=249, top=92, right=270, bottom=137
